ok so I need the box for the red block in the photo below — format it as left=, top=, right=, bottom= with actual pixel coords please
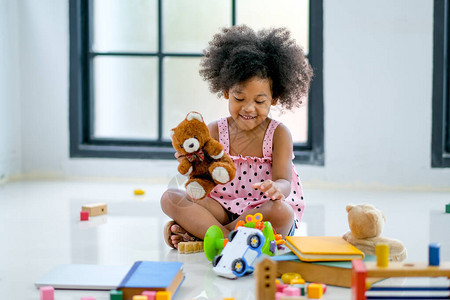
left=80, top=211, right=89, bottom=221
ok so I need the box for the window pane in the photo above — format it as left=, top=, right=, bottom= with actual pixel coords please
left=163, top=0, right=231, bottom=53
left=163, top=57, right=229, bottom=139
left=270, top=105, right=308, bottom=144
left=92, top=0, right=157, bottom=53
left=236, top=0, right=309, bottom=54
left=93, top=56, right=158, bottom=139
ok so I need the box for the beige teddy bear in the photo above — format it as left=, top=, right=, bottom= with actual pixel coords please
left=342, top=203, right=407, bottom=261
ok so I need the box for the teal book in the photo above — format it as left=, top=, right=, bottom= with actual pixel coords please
left=118, top=261, right=184, bottom=300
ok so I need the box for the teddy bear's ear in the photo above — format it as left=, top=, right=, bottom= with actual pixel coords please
left=346, top=204, right=355, bottom=213
left=186, top=111, right=204, bottom=123
left=170, top=129, right=175, bottom=138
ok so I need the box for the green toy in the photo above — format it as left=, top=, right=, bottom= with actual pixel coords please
left=204, top=213, right=283, bottom=261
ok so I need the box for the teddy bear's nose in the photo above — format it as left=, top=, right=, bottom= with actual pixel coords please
left=189, top=143, right=194, bottom=148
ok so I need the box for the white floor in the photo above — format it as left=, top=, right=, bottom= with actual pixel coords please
left=0, top=179, right=449, bottom=300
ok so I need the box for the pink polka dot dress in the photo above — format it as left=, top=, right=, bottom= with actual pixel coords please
left=208, top=117, right=305, bottom=228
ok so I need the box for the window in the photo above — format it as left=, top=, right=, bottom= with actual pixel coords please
left=70, top=0, right=323, bottom=164
left=432, top=0, right=450, bottom=167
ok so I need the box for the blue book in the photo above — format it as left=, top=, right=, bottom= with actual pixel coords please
left=118, top=261, right=184, bottom=300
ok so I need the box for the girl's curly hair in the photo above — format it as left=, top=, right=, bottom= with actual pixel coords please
left=199, top=25, right=313, bottom=110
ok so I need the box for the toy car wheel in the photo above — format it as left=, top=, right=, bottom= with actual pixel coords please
left=228, top=230, right=238, bottom=242
left=231, top=258, right=246, bottom=275
left=247, top=234, right=261, bottom=248
left=212, top=254, right=222, bottom=267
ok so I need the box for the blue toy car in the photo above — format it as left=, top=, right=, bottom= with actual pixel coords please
left=212, top=226, right=265, bottom=279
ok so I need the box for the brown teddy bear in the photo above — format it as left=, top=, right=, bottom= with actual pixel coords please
left=342, top=203, right=407, bottom=261
left=171, top=111, right=236, bottom=200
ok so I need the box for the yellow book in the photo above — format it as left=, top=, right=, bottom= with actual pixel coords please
left=285, top=236, right=365, bottom=262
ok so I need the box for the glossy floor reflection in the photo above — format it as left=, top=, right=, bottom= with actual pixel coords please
left=0, top=179, right=449, bottom=299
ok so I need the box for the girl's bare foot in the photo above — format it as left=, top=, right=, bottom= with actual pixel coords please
left=164, top=221, right=197, bottom=249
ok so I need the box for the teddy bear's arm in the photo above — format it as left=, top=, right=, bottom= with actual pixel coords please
left=177, top=157, right=193, bottom=176
left=203, top=139, right=224, bottom=159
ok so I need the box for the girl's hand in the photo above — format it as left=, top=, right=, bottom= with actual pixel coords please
left=252, top=180, right=285, bottom=201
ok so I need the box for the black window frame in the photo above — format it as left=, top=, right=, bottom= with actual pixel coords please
left=432, top=0, right=450, bottom=167
left=69, top=0, right=324, bottom=165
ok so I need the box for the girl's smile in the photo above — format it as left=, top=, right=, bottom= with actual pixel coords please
left=224, top=76, right=277, bottom=132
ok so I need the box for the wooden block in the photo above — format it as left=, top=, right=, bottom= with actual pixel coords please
left=110, top=290, right=123, bottom=300
left=364, top=261, right=450, bottom=278
left=155, top=291, right=170, bottom=300
left=82, top=203, right=107, bottom=216
left=178, top=242, right=186, bottom=254
left=133, top=296, right=148, bottom=300
left=40, top=286, right=54, bottom=300
left=177, top=241, right=204, bottom=254
left=255, top=258, right=277, bottom=300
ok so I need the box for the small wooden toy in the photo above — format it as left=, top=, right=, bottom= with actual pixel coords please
left=446, top=203, right=450, bottom=213
left=255, top=258, right=277, bottom=300
left=81, top=297, right=96, bottom=300
left=178, top=241, right=204, bottom=254
left=134, top=189, right=145, bottom=195
left=142, top=290, right=157, bottom=300
left=375, top=243, right=389, bottom=267
left=82, top=203, right=107, bottom=216
left=80, top=210, right=89, bottom=221
left=40, top=286, right=54, bottom=300
left=155, top=291, right=171, bottom=300
left=133, top=296, right=147, bottom=300
left=110, top=290, right=123, bottom=300
left=429, top=243, right=441, bottom=266
left=351, top=251, right=450, bottom=300
left=307, top=283, right=324, bottom=299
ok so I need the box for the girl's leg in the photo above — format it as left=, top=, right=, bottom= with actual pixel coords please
left=160, top=188, right=232, bottom=247
left=224, top=200, right=294, bottom=237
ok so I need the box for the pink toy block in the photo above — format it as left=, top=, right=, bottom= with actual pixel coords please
left=81, top=297, right=96, bottom=300
left=142, top=290, right=157, bottom=300
left=40, top=286, right=54, bottom=300
left=80, top=210, right=89, bottom=221
left=283, top=286, right=301, bottom=296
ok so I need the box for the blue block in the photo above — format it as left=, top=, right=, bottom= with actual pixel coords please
left=428, top=243, right=440, bottom=266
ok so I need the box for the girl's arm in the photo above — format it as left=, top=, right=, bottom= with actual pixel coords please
left=253, top=123, right=293, bottom=200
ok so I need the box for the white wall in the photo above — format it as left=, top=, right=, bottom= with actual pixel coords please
left=9, top=0, right=450, bottom=189
left=0, top=0, right=21, bottom=180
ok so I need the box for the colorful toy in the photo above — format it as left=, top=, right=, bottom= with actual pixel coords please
left=204, top=213, right=282, bottom=262
left=342, top=203, right=407, bottom=261
left=170, top=111, right=236, bottom=200
left=39, top=286, right=54, bottom=300
left=82, top=203, right=107, bottom=217
left=212, top=226, right=265, bottom=278
left=351, top=243, right=450, bottom=300
left=205, top=213, right=283, bottom=279
left=133, top=296, right=148, bottom=300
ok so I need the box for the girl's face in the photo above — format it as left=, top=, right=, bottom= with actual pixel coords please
left=224, top=76, right=277, bottom=131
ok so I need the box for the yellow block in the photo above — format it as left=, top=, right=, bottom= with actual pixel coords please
left=134, top=189, right=145, bottom=195
left=307, top=283, right=323, bottom=299
left=132, top=296, right=148, bottom=300
left=156, top=291, right=171, bottom=300
left=376, top=243, right=389, bottom=267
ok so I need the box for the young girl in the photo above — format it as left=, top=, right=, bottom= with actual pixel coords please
left=161, top=25, right=313, bottom=249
